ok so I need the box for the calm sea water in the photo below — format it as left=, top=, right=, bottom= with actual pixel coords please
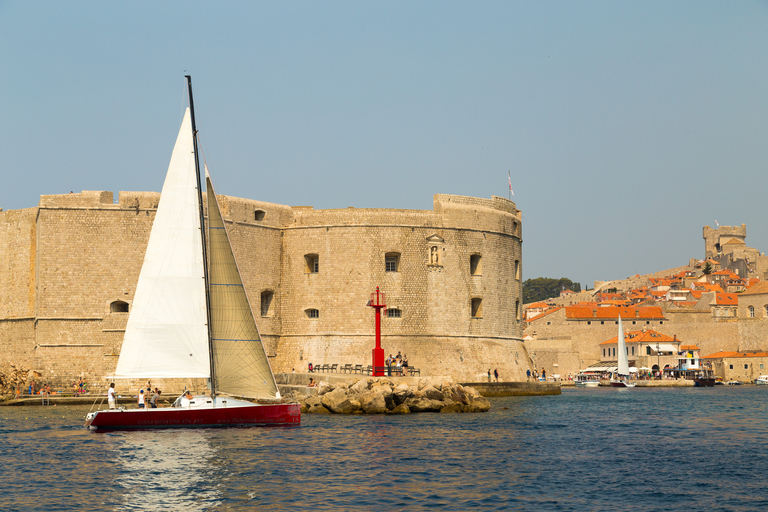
left=2, top=386, right=768, bottom=511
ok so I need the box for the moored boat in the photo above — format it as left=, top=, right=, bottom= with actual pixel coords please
left=610, top=316, right=636, bottom=388
left=754, top=375, right=768, bottom=385
left=574, top=373, right=601, bottom=387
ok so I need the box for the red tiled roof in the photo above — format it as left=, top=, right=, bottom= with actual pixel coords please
left=526, top=302, right=550, bottom=309
left=566, top=305, right=665, bottom=320
left=714, top=293, right=738, bottom=306
left=527, top=306, right=564, bottom=322
left=600, top=329, right=677, bottom=345
left=741, top=281, right=768, bottom=296
left=679, top=344, right=700, bottom=351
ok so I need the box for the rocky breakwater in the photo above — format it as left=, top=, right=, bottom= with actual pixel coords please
left=294, top=377, right=490, bottom=415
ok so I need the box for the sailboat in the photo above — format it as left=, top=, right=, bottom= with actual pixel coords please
left=610, top=315, right=636, bottom=388
left=85, top=76, right=300, bottom=429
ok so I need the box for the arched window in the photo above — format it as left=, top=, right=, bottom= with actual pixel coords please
left=305, top=308, right=319, bottom=319
left=110, top=300, right=129, bottom=313
left=254, top=209, right=266, bottom=221
left=514, top=260, right=521, bottom=280
left=749, top=306, right=755, bottom=318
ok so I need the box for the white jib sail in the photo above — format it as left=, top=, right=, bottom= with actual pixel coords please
left=115, top=108, right=210, bottom=378
left=617, top=315, right=629, bottom=377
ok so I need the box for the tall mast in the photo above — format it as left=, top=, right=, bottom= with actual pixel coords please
left=185, top=75, right=217, bottom=397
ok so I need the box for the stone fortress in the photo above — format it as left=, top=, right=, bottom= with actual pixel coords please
left=0, top=190, right=528, bottom=388
left=525, top=223, right=768, bottom=380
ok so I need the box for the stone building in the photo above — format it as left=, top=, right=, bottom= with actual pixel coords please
left=0, top=190, right=528, bottom=386
left=702, top=351, right=768, bottom=382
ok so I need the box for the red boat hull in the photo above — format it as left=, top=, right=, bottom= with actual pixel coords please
left=86, top=403, right=300, bottom=430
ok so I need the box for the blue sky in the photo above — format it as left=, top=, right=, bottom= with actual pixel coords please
left=2, top=1, right=766, bottom=288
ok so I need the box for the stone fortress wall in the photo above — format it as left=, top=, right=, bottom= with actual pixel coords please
left=0, top=191, right=529, bottom=388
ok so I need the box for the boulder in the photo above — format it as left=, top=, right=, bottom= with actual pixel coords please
left=360, top=390, right=388, bottom=414
left=465, top=394, right=490, bottom=413
left=439, top=400, right=467, bottom=413
left=421, top=385, right=444, bottom=401
left=349, top=378, right=372, bottom=395
left=317, top=381, right=334, bottom=395
left=321, top=388, right=361, bottom=414
left=387, top=403, right=410, bottom=414
left=392, top=383, right=411, bottom=405
left=307, top=404, right=332, bottom=414
left=404, top=396, right=444, bottom=412
left=462, top=385, right=482, bottom=397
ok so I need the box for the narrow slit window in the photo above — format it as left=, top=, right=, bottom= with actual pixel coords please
left=470, top=254, right=482, bottom=276
left=471, top=298, right=483, bottom=318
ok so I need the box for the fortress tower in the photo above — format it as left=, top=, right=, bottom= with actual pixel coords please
left=703, top=224, right=747, bottom=259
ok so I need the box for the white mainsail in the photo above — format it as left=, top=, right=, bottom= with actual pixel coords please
left=115, top=109, right=210, bottom=378
left=617, top=315, right=629, bottom=377
left=206, top=170, right=280, bottom=399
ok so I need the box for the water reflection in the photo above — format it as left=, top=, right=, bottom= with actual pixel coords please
left=110, top=430, right=221, bottom=511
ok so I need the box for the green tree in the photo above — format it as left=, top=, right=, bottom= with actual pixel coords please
left=523, top=277, right=581, bottom=303
left=703, top=261, right=713, bottom=275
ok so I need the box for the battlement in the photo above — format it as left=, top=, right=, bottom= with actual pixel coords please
left=39, top=190, right=115, bottom=209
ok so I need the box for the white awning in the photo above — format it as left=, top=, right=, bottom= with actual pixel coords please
left=584, top=365, right=618, bottom=372
left=651, top=344, right=678, bottom=353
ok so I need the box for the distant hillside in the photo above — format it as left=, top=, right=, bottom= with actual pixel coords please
left=523, top=277, right=581, bottom=303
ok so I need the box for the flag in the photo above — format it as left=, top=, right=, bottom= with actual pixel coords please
left=508, top=172, right=514, bottom=196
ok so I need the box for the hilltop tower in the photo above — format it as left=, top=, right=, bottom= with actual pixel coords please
left=703, top=224, right=746, bottom=259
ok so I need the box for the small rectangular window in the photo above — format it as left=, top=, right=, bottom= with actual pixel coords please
left=745, top=364, right=749, bottom=369
left=305, top=254, right=319, bottom=273
left=385, top=253, right=400, bottom=272
left=386, top=308, right=402, bottom=318
left=306, top=309, right=319, bottom=319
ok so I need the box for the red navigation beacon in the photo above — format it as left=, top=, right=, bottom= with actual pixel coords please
left=366, top=287, right=386, bottom=376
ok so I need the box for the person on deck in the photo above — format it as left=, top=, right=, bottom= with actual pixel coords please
left=108, top=383, right=116, bottom=410
left=150, top=389, right=161, bottom=408
left=180, top=390, right=194, bottom=407
left=137, top=389, right=145, bottom=409
left=494, top=369, right=499, bottom=382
